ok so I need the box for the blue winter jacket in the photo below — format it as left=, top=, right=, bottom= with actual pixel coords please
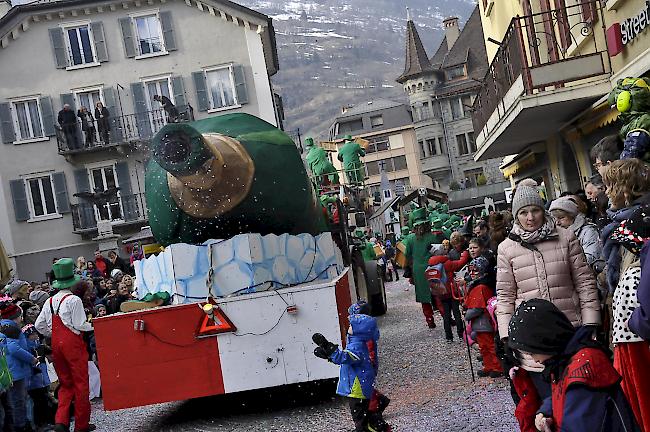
left=26, top=339, right=50, bottom=390
left=329, top=314, right=378, bottom=399
left=0, top=320, right=35, bottom=382
left=629, top=243, right=650, bottom=340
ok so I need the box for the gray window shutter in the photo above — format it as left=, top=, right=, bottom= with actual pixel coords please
left=52, top=172, right=70, bottom=214
left=49, top=27, right=68, bottom=69
left=74, top=168, right=91, bottom=194
left=159, top=11, right=177, bottom=52
left=103, top=87, right=123, bottom=142
left=233, top=65, right=249, bottom=105
left=118, top=17, right=137, bottom=58
left=130, top=82, right=151, bottom=139
left=0, top=102, right=15, bottom=144
left=115, top=161, right=137, bottom=221
left=192, top=71, right=209, bottom=111
left=60, top=93, right=76, bottom=112
left=90, top=22, right=109, bottom=62
left=171, top=76, right=186, bottom=109
left=39, top=96, right=56, bottom=137
left=9, top=179, right=30, bottom=222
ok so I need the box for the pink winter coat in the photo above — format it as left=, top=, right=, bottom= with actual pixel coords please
left=496, top=226, right=601, bottom=339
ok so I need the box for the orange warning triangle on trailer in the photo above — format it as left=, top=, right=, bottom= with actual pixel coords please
left=196, top=302, right=237, bottom=338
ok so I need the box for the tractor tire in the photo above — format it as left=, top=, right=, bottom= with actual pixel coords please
left=364, top=261, right=387, bottom=316
left=351, top=249, right=369, bottom=304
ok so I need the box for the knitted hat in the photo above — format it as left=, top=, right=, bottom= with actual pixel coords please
left=29, top=290, right=49, bottom=308
left=4, top=279, right=28, bottom=297
left=21, top=324, right=37, bottom=337
left=611, top=205, right=650, bottom=256
left=348, top=300, right=370, bottom=316
left=549, top=197, right=579, bottom=217
left=0, top=303, right=21, bottom=320
left=508, top=299, right=575, bottom=355
left=469, top=256, right=490, bottom=276
left=512, top=183, right=544, bottom=217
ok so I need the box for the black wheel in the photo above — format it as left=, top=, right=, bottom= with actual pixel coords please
left=365, top=261, right=387, bottom=316
left=351, top=249, right=369, bottom=303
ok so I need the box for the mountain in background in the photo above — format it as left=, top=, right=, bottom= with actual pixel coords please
left=237, top=0, right=476, bottom=139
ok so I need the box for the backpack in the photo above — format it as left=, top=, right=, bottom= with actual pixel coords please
left=425, top=263, right=448, bottom=296
left=0, top=336, right=13, bottom=392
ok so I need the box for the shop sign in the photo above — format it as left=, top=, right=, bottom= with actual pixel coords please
left=607, top=0, right=650, bottom=57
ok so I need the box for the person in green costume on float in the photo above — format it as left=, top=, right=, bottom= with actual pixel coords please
left=354, top=229, right=377, bottom=262
left=405, top=208, right=442, bottom=328
left=306, top=137, right=339, bottom=187
left=338, top=135, right=366, bottom=184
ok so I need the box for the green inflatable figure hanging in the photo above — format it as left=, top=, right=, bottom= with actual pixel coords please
left=608, top=77, right=650, bottom=160
left=145, top=113, right=327, bottom=246
left=337, top=135, right=366, bottom=184
left=305, top=137, right=339, bottom=187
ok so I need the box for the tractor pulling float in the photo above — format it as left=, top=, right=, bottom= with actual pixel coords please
left=92, top=114, right=386, bottom=410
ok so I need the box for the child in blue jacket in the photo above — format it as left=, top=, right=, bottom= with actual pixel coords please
left=0, top=301, right=37, bottom=432
left=23, top=324, right=54, bottom=429
left=313, top=301, right=391, bottom=432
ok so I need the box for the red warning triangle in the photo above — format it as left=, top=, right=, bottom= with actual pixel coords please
left=196, top=302, right=236, bottom=338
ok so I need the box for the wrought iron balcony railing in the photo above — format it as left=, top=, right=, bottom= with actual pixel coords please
left=56, top=105, right=194, bottom=155
left=71, top=192, right=148, bottom=232
left=471, top=0, right=609, bottom=137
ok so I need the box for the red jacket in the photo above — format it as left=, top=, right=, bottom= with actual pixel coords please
left=95, top=257, right=108, bottom=277
left=427, top=251, right=469, bottom=298
left=512, top=368, right=542, bottom=432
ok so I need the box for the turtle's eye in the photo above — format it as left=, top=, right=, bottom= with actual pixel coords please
left=158, top=130, right=192, bottom=163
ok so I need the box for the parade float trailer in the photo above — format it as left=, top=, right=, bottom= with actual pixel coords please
left=93, top=114, right=386, bottom=410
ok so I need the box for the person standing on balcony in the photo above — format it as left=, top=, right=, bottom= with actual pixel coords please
left=94, top=102, right=110, bottom=146
left=153, top=95, right=179, bottom=123
left=57, top=104, right=79, bottom=150
left=77, top=106, right=95, bottom=148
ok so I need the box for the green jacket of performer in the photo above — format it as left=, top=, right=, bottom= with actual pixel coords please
left=405, top=209, right=438, bottom=304
left=337, top=135, right=365, bottom=184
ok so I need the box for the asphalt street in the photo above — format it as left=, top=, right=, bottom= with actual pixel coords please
left=91, top=276, right=519, bottom=431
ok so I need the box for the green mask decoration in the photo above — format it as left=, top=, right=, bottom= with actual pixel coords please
left=608, top=77, right=650, bottom=160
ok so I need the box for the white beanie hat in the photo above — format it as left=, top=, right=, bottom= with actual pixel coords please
left=549, top=197, right=579, bottom=217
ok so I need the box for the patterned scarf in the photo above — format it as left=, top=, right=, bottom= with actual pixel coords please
left=511, top=215, right=556, bottom=245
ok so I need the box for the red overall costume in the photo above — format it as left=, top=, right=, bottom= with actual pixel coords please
left=464, top=283, right=502, bottom=373
left=50, top=295, right=91, bottom=431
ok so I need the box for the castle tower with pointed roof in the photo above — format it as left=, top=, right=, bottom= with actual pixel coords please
left=396, top=7, right=507, bottom=212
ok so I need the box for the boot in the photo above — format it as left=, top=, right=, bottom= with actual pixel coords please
left=74, top=425, right=96, bottom=432
left=53, top=425, right=69, bottom=432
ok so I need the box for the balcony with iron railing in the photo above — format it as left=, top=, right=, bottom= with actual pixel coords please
left=471, top=0, right=612, bottom=161
left=71, top=192, right=148, bottom=234
left=56, top=105, right=194, bottom=155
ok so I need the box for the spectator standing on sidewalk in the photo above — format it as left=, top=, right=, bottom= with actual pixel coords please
left=496, top=180, right=600, bottom=425
left=35, top=259, right=95, bottom=432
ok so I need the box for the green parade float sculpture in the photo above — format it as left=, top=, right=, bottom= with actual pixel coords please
left=354, top=229, right=377, bottom=262
left=608, top=77, right=650, bottom=160
left=305, top=137, right=339, bottom=187
left=145, top=113, right=327, bottom=246
left=337, top=135, right=366, bottom=184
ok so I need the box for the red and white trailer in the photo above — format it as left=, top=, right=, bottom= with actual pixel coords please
left=94, top=271, right=356, bottom=411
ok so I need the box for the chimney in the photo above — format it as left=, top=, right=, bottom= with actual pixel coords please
left=443, top=17, right=460, bottom=50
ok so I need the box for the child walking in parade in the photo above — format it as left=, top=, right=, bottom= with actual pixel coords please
left=462, top=257, right=503, bottom=378
left=508, top=299, right=640, bottom=432
left=312, top=301, right=391, bottom=432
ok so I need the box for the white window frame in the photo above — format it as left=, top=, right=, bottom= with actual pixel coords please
left=86, top=161, right=124, bottom=224
left=72, top=85, right=105, bottom=111
left=204, top=64, right=241, bottom=113
left=9, top=96, right=47, bottom=144
left=22, top=172, right=61, bottom=222
left=60, top=20, right=100, bottom=71
left=130, top=10, right=168, bottom=60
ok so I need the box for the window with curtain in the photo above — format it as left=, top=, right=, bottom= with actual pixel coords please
left=65, top=25, right=95, bottom=66
left=206, top=66, right=237, bottom=110
left=134, top=15, right=164, bottom=55
left=450, top=98, right=463, bottom=119
left=11, top=99, right=44, bottom=141
left=27, top=176, right=57, bottom=218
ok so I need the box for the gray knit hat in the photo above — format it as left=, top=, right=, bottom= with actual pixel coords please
left=512, top=184, right=544, bottom=216
left=549, top=197, right=579, bottom=217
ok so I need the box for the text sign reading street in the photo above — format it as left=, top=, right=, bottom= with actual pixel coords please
left=621, top=0, right=650, bottom=45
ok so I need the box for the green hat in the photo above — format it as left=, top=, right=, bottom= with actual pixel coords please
left=51, top=258, right=81, bottom=290
left=411, top=208, right=429, bottom=227
left=353, top=229, right=366, bottom=239
left=439, top=213, right=450, bottom=222
left=432, top=218, right=443, bottom=229
left=401, top=226, right=410, bottom=235
left=305, top=137, right=314, bottom=147
left=344, top=135, right=353, bottom=141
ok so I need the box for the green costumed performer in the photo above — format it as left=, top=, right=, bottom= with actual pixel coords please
left=354, top=229, right=377, bottom=262
left=145, top=113, right=327, bottom=246
left=404, top=208, right=441, bottom=327
left=337, top=135, right=366, bottom=184
left=305, top=137, right=339, bottom=187
left=431, top=217, right=447, bottom=242
left=608, top=77, right=650, bottom=160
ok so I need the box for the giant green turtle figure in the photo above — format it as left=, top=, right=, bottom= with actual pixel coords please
left=337, top=135, right=365, bottom=184
left=146, top=114, right=327, bottom=246
left=608, top=77, right=650, bottom=160
left=305, top=137, right=339, bottom=187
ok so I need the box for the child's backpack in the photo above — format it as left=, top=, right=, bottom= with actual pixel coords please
left=486, top=297, right=498, bottom=329
left=425, top=263, right=448, bottom=296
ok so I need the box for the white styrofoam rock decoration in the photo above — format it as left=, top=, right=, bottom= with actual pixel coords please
left=134, top=233, right=343, bottom=304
